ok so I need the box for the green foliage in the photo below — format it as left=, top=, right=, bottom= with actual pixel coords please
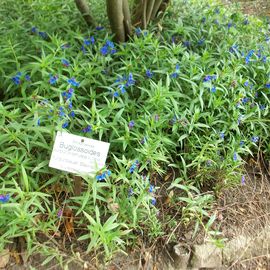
left=0, top=0, right=270, bottom=266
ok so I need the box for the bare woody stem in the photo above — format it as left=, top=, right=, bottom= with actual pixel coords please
left=106, top=0, right=126, bottom=42
left=74, top=0, right=96, bottom=27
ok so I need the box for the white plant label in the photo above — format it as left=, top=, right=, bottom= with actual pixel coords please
left=49, top=131, right=110, bottom=175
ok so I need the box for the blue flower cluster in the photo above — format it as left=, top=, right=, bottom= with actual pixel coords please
left=81, top=36, right=95, bottom=54
left=113, top=73, right=135, bottom=97
left=203, top=75, right=217, bottom=82
left=96, top=170, right=112, bottom=181
left=31, top=26, right=48, bottom=39
left=129, top=160, right=139, bottom=173
left=12, top=72, right=30, bottom=85
left=100, top=40, right=116, bottom=56
left=251, top=136, right=259, bottom=143
left=0, top=194, right=10, bottom=203
left=67, top=77, right=80, bottom=87
left=62, top=88, right=74, bottom=100
left=82, top=125, right=92, bottom=133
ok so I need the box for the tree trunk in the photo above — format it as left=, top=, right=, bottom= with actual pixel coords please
left=150, top=0, right=163, bottom=19
left=74, top=0, right=96, bottom=27
left=146, top=0, right=155, bottom=25
left=122, top=0, right=132, bottom=38
left=106, top=0, right=126, bottom=42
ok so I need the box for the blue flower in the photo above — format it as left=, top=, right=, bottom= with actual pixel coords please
left=203, top=75, right=216, bottom=82
left=265, top=83, right=270, bottom=89
left=211, top=86, right=216, bottom=93
left=113, top=91, right=119, bottom=98
left=170, top=64, right=180, bottom=78
left=100, top=40, right=116, bottom=55
left=84, top=36, right=95, bottom=45
left=242, top=97, right=249, bottom=104
left=220, top=132, right=225, bottom=139
left=240, top=140, right=245, bottom=146
left=67, top=78, right=79, bottom=87
left=146, top=69, right=153, bottom=78
left=259, top=104, right=266, bottom=110
left=245, top=50, right=254, bottom=64
left=12, top=72, right=22, bottom=85
left=0, top=194, right=10, bottom=203
left=183, top=41, right=191, bottom=48
left=129, top=160, right=139, bottom=173
left=68, top=102, right=73, bottom=109
left=214, top=7, right=220, bottom=14
left=227, top=22, right=233, bottom=28
left=62, top=121, right=69, bottom=128
left=62, top=59, right=70, bottom=67
left=96, top=170, right=111, bottom=181
left=198, top=39, right=205, bottom=46
left=25, top=74, right=31, bottom=81
left=95, top=26, right=104, bottom=31
left=118, top=84, right=126, bottom=94
left=38, top=31, right=48, bottom=39
left=201, top=17, right=206, bottom=23
left=59, top=106, right=65, bottom=118
left=69, top=111, right=75, bottom=118
left=243, top=18, right=249, bottom=25
left=169, top=116, right=177, bottom=125
left=49, top=74, right=58, bottom=85
left=37, top=118, right=41, bottom=126
left=128, top=120, right=135, bottom=129
left=251, top=136, right=259, bottom=143
left=233, top=152, right=238, bottom=161
left=31, top=26, right=37, bottom=33
left=148, top=184, right=154, bottom=193
left=100, top=45, right=109, bottom=55
left=151, top=197, right=157, bottom=205
left=126, top=73, right=135, bottom=87
left=135, top=27, right=142, bottom=36
left=229, top=44, right=239, bottom=54
left=82, top=125, right=92, bottom=133
left=244, top=81, right=249, bottom=87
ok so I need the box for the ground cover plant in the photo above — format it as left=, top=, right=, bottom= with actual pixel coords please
left=0, top=0, right=270, bottom=268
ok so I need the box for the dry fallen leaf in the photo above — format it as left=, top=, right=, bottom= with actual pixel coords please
left=11, top=250, right=21, bottom=265
left=63, top=208, right=74, bottom=235
left=164, top=173, right=172, bottom=181
left=164, top=190, right=174, bottom=205
left=0, top=249, right=10, bottom=268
